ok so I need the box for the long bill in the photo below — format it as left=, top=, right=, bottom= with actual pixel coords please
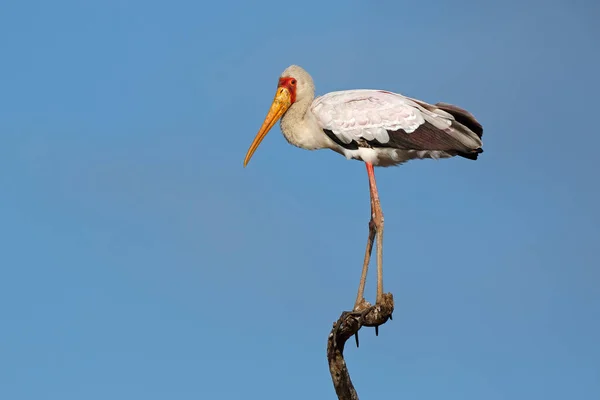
left=243, top=87, right=292, bottom=167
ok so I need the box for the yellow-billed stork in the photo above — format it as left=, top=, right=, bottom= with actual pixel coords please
left=244, top=65, right=483, bottom=312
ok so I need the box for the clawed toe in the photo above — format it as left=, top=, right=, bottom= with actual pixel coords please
left=353, top=298, right=371, bottom=312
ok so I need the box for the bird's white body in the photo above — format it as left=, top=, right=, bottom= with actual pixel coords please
left=277, top=65, right=483, bottom=167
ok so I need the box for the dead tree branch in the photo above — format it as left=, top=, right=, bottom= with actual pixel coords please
left=327, top=293, right=395, bottom=400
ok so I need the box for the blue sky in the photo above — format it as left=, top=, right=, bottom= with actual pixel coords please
left=1, top=0, right=599, bottom=399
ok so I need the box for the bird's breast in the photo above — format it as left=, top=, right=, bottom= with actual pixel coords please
left=341, top=147, right=454, bottom=167
left=280, top=111, right=335, bottom=151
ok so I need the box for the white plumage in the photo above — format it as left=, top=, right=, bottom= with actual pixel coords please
left=312, top=90, right=428, bottom=144
left=259, top=66, right=483, bottom=167
left=311, top=89, right=481, bottom=154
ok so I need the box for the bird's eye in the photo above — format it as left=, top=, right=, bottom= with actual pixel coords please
left=291, top=79, right=297, bottom=85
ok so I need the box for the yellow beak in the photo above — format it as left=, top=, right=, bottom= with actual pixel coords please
left=243, top=87, right=292, bottom=167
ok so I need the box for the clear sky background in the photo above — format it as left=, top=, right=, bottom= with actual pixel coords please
left=1, top=1, right=599, bottom=399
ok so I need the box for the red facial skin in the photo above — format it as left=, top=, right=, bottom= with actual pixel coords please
left=277, top=77, right=297, bottom=104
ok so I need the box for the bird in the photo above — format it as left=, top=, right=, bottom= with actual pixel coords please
left=243, top=65, right=483, bottom=312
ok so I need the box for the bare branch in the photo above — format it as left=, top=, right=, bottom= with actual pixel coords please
left=327, top=293, right=395, bottom=400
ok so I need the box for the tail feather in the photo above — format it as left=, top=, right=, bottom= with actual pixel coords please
left=456, top=148, right=483, bottom=160
left=435, top=102, right=483, bottom=139
left=434, top=102, right=484, bottom=160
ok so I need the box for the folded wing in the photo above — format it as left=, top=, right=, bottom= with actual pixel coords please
left=311, top=90, right=483, bottom=158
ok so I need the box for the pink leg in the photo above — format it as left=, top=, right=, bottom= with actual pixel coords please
left=354, top=162, right=385, bottom=310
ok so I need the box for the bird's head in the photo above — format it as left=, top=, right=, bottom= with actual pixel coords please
left=243, top=65, right=314, bottom=167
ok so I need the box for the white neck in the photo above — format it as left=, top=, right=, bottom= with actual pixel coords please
left=280, top=96, right=332, bottom=151
left=275, top=65, right=336, bottom=151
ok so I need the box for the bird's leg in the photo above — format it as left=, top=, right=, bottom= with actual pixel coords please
left=366, top=162, right=385, bottom=305
left=353, top=162, right=384, bottom=310
left=353, top=193, right=376, bottom=311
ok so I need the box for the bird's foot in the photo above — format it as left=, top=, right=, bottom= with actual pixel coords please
left=363, top=292, right=395, bottom=338
left=351, top=298, right=372, bottom=346
left=333, top=293, right=394, bottom=348
left=332, top=306, right=374, bottom=348
left=353, top=298, right=371, bottom=312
